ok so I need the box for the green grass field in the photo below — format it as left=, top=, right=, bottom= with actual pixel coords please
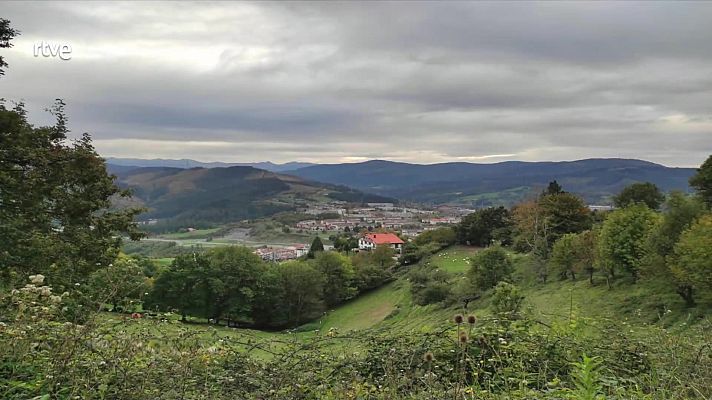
left=427, top=245, right=480, bottom=273
left=152, top=257, right=174, bottom=268
left=158, top=228, right=221, bottom=240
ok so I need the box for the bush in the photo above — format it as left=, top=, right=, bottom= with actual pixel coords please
left=467, top=246, right=514, bottom=292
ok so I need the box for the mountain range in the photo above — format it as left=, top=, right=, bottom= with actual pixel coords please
left=105, top=157, right=315, bottom=172
left=107, top=157, right=697, bottom=216
left=108, top=165, right=393, bottom=228
left=287, top=158, right=696, bottom=205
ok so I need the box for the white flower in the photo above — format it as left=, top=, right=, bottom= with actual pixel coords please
left=50, top=295, right=62, bottom=304
left=40, top=287, right=52, bottom=297
left=29, top=274, right=45, bottom=285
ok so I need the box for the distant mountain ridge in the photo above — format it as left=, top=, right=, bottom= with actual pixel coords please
left=287, top=158, right=695, bottom=205
left=104, top=157, right=316, bottom=172
left=108, top=164, right=393, bottom=227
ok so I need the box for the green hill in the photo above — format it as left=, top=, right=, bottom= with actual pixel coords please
left=109, top=165, right=394, bottom=227
left=302, top=246, right=711, bottom=334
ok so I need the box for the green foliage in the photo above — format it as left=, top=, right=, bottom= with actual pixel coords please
left=491, top=281, right=524, bottom=317
left=87, top=256, right=148, bottom=311
left=669, top=214, right=712, bottom=305
left=311, top=251, right=357, bottom=307
left=570, top=354, right=605, bottom=400
left=279, top=261, right=324, bottom=326
left=644, top=192, right=706, bottom=277
left=614, top=182, right=665, bottom=210
left=414, top=226, right=457, bottom=247
left=330, top=233, right=358, bottom=252
left=689, top=153, right=712, bottom=207
left=598, top=204, right=661, bottom=282
left=456, top=206, right=512, bottom=246
left=401, top=228, right=455, bottom=265
left=307, top=236, right=325, bottom=258
left=467, top=246, right=514, bottom=292
left=408, top=265, right=452, bottom=305
left=539, top=192, right=592, bottom=246
left=550, top=230, right=597, bottom=282
left=0, top=101, right=145, bottom=290
left=0, top=18, right=19, bottom=76
left=550, top=234, right=580, bottom=280
left=544, top=180, right=564, bottom=195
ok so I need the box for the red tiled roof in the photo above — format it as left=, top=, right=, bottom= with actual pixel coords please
left=364, top=233, right=404, bottom=245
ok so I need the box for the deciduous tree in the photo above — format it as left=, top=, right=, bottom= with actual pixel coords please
left=669, top=214, right=712, bottom=307
left=597, top=204, right=660, bottom=284
left=689, top=154, right=712, bottom=207
left=613, top=182, right=665, bottom=210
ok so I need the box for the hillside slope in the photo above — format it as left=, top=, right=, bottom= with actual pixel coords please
left=305, top=246, right=711, bottom=334
left=109, top=165, right=393, bottom=225
left=288, top=158, right=695, bottom=205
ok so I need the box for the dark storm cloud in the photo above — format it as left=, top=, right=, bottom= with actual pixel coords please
left=1, top=1, right=710, bottom=165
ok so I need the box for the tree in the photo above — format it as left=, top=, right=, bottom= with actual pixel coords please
left=467, top=246, right=514, bottom=291
left=456, top=206, right=512, bottom=246
left=370, top=245, right=396, bottom=268
left=279, top=261, right=325, bottom=326
left=689, top=154, right=712, bottom=207
left=669, top=215, right=712, bottom=307
left=87, top=257, right=148, bottom=312
left=0, top=101, right=144, bottom=290
left=311, top=251, right=356, bottom=306
left=0, top=19, right=19, bottom=76
left=307, top=236, right=325, bottom=258
left=539, top=192, right=592, bottom=246
left=549, top=234, right=579, bottom=280
left=550, top=230, right=598, bottom=283
left=415, top=227, right=456, bottom=248
left=146, top=252, right=211, bottom=321
left=613, top=182, right=665, bottom=210
left=643, top=192, right=706, bottom=277
left=597, top=204, right=661, bottom=284
left=544, top=180, right=564, bottom=195
left=208, top=246, right=267, bottom=325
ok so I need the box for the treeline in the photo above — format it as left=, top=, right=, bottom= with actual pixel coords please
left=404, top=157, right=712, bottom=308
left=138, top=245, right=396, bottom=328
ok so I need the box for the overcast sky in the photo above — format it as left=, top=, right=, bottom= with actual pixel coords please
left=1, top=1, right=711, bottom=166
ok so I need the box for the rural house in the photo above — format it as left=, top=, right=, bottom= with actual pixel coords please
left=358, top=233, right=405, bottom=253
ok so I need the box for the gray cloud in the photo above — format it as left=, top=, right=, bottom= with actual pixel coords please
left=1, top=1, right=710, bottom=166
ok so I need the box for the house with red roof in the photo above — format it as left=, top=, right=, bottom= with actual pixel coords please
left=358, top=232, right=405, bottom=253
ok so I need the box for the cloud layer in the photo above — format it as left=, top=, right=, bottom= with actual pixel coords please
left=2, top=1, right=711, bottom=166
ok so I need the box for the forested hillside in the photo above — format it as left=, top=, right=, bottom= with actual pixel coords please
left=289, top=158, right=695, bottom=205
left=109, top=165, right=394, bottom=227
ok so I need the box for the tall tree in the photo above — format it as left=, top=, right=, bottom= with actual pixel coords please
left=311, top=251, right=356, bottom=306
left=544, top=180, right=564, bottom=195
left=307, top=236, right=325, bottom=258
left=597, top=204, right=660, bottom=284
left=0, top=19, right=19, bottom=77
left=613, top=182, right=665, bottom=210
left=550, top=230, right=598, bottom=283
left=456, top=206, right=512, bottom=246
left=539, top=192, right=592, bottom=246
left=669, top=215, right=712, bottom=307
left=643, top=192, right=706, bottom=277
left=0, top=101, right=144, bottom=289
left=279, top=261, right=325, bottom=326
left=689, top=154, right=712, bottom=207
